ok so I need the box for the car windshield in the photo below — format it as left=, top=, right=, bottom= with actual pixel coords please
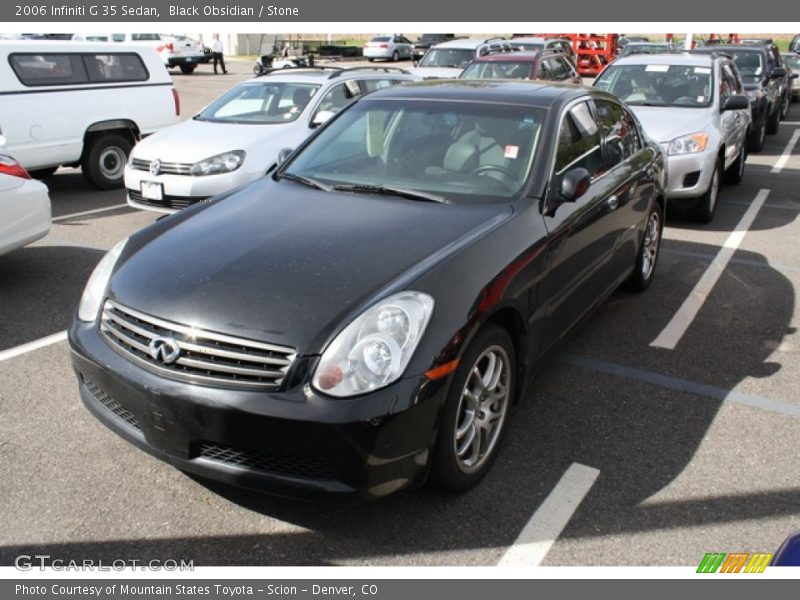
left=620, top=44, right=671, bottom=56
left=595, top=64, right=714, bottom=107
left=418, top=48, right=475, bottom=68
left=729, top=51, right=765, bottom=83
left=280, top=98, right=547, bottom=202
left=194, top=82, right=321, bottom=124
left=783, top=55, right=800, bottom=70
left=460, top=61, right=533, bottom=80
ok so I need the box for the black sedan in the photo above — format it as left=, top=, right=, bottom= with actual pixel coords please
left=69, top=81, right=666, bottom=501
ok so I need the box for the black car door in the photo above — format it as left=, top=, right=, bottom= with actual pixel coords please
left=540, top=99, right=628, bottom=351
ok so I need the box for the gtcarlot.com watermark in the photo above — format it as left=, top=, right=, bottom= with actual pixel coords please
left=15, top=554, right=194, bottom=571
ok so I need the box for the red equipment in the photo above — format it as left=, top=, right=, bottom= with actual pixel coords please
left=539, top=33, right=619, bottom=77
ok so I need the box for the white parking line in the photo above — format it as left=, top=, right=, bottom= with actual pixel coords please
left=651, top=189, right=770, bottom=350
left=0, top=331, right=68, bottom=362
left=52, top=203, right=129, bottom=223
left=497, top=463, right=599, bottom=567
left=771, top=129, right=800, bottom=174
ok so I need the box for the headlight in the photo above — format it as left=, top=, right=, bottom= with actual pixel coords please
left=189, top=150, right=245, bottom=176
left=668, top=132, right=708, bottom=156
left=78, top=238, right=128, bottom=322
left=312, top=291, right=435, bottom=398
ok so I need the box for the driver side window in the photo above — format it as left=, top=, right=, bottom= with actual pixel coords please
left=555, top=101, right=604, bottom=180
left=312, top=80, right=363, bottom=122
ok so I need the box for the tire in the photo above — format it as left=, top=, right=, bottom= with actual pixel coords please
left=766, top=104, right=780, bottom=135
left=780, top=92, right=790, bottom=119
left=81, top=133, right=132, bottom=190
left=748, top=123, right=766, bottom=153
left=692, top=159, right=721, bottom=224
left=391, top=51, right=399, bottom=62
left=628, top=204, right=662, bottom=292
left=28, top=166, right=58, bottom=179
left=179, top=65, right=196, bottom=75
left=724, top=142, right=746, bottom=185
left=429, top=324, right=515, bottom=493
left=367, top=58, right=375, bottom=62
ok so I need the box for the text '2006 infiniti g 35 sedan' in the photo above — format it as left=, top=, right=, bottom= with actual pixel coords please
left=69, top=81, right=666, bottom=501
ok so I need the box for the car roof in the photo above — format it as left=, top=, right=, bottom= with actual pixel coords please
left=247, top=67, right=416, bottom=84
left=431, top=38, right=505, bottom=50
left=0, top=40, right=138, bottom=52
left=693, top=44, right=765, bottom=54
left=362, top=79, right=595, bottom=108
left=473, top=51, right=549, bottom=63
left=611, top=52, right=715, bottom=67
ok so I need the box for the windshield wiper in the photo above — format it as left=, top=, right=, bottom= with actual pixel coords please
left=333, top=184, right=447, bottom=204
left=276, top=172, right=333, bottom=192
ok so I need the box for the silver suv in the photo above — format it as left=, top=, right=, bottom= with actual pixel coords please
left=595, top=53, right=751, bottom=223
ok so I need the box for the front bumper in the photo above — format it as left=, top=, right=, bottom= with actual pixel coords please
left=660, top=147, right=718, bottom=201
left=69, top=320, right=446, bottom=501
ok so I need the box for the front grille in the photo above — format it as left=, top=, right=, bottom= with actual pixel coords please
left=128, top=189, right=208, bottom=211
left=100, top=300, right=297, bottom=390
left=84, top=379, right=141, bottom=430
left=130, top=157, right=193, bottom=175
left=198, top=442, right=338, bottom=480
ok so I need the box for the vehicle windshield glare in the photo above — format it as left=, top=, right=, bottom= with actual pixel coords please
left=418, top=48, right=475, bottom=68
left=461, top=61, right=533, bottom=80
left=195, top=82, right=321, bottom=124
left=281, top=99, right=546, bottom=202
left=595, top=64, right=714, bottom=107
left=729, top=51, right=765, bottom=83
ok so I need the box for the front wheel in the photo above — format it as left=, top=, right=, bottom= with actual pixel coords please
left=766, top=104, right=780, bottom=134
left=724, top=142, right=746, bottom=185
left=81, top=133, right=132, bottom=190
left=628, top=204, right=662, bottom=292
left=391, top=50, right=399, bottom=62
left=692, top=159, right=721, bottom=224
left=748, top=123, right=766, bottom=153
left=429, top=324, right=515, bottom=492
left=780, top=93, right=791, bottom=119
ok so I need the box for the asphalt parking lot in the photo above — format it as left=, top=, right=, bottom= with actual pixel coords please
left=1, top=58, right=800, bottom=567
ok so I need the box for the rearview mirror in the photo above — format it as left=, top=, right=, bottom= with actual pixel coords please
left=771, top=66, right=787, bottom=79
left=310, top=110, right=335, bottom=128
left=560, top=168, right=591, bottom=202
left=276, top=147, right=293, bottom=166
left=722, top=95, right=749, bottom=111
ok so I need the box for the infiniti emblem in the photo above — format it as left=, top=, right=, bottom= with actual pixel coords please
left=149, top=159, right=161, bottom=176
left=148, top=336, right=181, bottom=364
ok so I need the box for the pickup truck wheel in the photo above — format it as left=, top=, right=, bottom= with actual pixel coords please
left=81, top=134, right=131, bottom=190
left=766, top=104, right=780, bottom=134
left=179, top=64, right=196, bottom=75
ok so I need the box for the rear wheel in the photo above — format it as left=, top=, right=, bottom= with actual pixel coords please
left=179, top=64, right=196, bottom=75
left=81, top=133, right=131, bottom=190
left=692, top=159, right=721, bottom=224
left=628, top=205, right=662, bottom=292
left=429, top=324, right=515, bottom=492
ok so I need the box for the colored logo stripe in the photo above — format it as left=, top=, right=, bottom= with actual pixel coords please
left=744, top=553, right=773, bottom=573
left=697, top=553, right=726, bottom=573
left=697, top=552, right=773, bottom=573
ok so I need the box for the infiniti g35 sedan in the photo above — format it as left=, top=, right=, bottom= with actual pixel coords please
left=69, top=81, right=666, bottom=501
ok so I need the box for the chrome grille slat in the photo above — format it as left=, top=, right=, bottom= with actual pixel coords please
left=131, top=158, right=193, bottom=175
left=100, top=300, right=296, bottom=390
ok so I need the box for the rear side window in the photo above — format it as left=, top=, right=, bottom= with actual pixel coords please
left=132, top=34, right=160, bottom=41
left=10, top=53, right=149, bottom=86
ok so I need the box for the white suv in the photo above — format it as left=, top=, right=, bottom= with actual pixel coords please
left=125, top=67, right=417, bottom=213
left=413, top=38, right=515, bottom=79
left=0, top=41, right=179, bottom=189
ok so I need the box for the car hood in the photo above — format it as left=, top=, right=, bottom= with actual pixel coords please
left=629, top=106, right=713, bottom=143
left=131, top=118, right=305, bottom=163
left=411, top=67, right=464, bottom=79
left=109, top=179, right=512, bottom=354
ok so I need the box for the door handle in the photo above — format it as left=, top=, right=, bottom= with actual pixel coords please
left=606, top=195, right=619, bottom=211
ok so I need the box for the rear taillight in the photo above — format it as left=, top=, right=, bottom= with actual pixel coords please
left=165, top=43, right=174, bottom=52
left=0, top=154, right=31, bottom=179
left=172, top=88, right=180, bottom=116
left=379, top=44, right=389, bottom=48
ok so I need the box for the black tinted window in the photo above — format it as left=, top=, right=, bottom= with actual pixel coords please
left=132, top=34, right=160, bottom=41
left=10, top=53, right=88, bottom=86
left=594, top=99, right=640, bottom=168
left=83, top=53, right=148, bottom=82
left=555, top=101, right=604, bottom=177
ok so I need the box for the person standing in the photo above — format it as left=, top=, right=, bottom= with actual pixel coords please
left=212, top=34, right=227, bottom=74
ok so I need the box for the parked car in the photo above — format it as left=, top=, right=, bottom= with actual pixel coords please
left=595, top=53, right=751, bottom=222
left=693, top=44, right=787, bottom=145
left=413, top=38, right=515, bottom=79
left=618, top=42, right=674, bottom=57
left=790, top=34, right=800, bottom=53
left=508, top=37, right=576, bottom=64
left=0, top=41, right=179, bottom=189
left=363, top=35, right=414, bottom=62
left=112, top=33, right=206, bottom=74
left=124, top=66, right=416, bottom=213
left=0, top=142, right=51, bottom=257
left=460, top=50, right=581, bottom=84
left=412, top=34, right=458, bottom=60
left=781, top=53, right=800, bottom=102
left=618, top=36, right=650, bottom=50
left=70, top=80, right=666, bottom=501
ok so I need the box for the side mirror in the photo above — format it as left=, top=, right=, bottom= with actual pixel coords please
left=771, top=66, right=787, bottom=79
left=791, top=72, right=799, bottom=80
left=276, top=147, right=293, bottom=166
left=722, top=95, right=750, bottom=111
left=310, top=110, right=335, bottom=128
left=559, top=168, right=591, bottom=202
